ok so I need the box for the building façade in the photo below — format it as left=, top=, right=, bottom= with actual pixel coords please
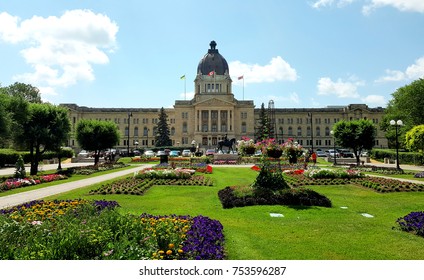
left=61, top=41, right=388, bottom=153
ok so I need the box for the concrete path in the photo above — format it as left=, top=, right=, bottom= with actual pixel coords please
left=0, top=165, right=149, bottom=210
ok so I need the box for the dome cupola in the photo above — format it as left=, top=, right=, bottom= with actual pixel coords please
left=197, top=41, right=229, bottom=76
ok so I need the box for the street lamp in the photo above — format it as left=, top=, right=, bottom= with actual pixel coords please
left=308, top=112, right=314, bottom=152
left=127, top=112, right=132, bottom=156
left=330, top=130, right=336, bottom=165
left=134, top=140, right=139, bottom=153
left=390, top=119, right=403, bottom=170
left=146, top=128, right=150, bottom=148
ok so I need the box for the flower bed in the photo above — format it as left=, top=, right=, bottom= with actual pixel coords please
left=0, top=200, right=224, bottom=260
left=89, top=175, right=214, bottom=196
left=61, top=162, right=129, bottom=176
left=218, top=186, right=332, bottom=209
left=213, top=160, right=238, bottom=165
left=0, top=174, right=67, bottom=192
left=137, top=168, right=194, bottom=179
left=395, top=211, right=424, bottom=238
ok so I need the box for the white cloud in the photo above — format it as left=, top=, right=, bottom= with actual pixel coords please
left=376, top=56, right=424, bottom=82
left=361, top=94, right=386, bottom=107
left=363, top=0, right=424, bottom=14
left=179, top=91, right=195, bottom=100
left=311, top=0, right=424, bottom=14
left=311, top=0, right=355, bottom=9
left=229, top=56, right=298, bottom=86
left=317, top=77, right=363, bottom=98
left=265, top=92, right=300, bottom=105
left=0, top=10, right=118, bottom=97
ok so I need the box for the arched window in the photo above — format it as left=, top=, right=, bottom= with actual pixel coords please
left=316, top=126, right=321, bottom=137
left=183, top=122, right=188, bottom=133
left=307, top=126, right=311, bottom=136
left=143, top=127, right=149, bottom=136
left=171, top=127, right=175, bottom=136
left=134, top=127, right=138, bottom=137
left=297, top=126, right=302, bottom=136
left=288, top=126, right=293, bottom=136
left=325, top=127, right=330, bottom=136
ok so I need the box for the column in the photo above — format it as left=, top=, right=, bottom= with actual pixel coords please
left=208, top=110, right=211, bottom=133
left=218, top=110, right=221, bottom=132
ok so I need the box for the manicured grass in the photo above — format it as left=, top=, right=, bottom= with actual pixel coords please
left=45, top=166, right=424, bottom=260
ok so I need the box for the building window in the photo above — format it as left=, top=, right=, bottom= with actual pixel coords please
left=297, top=126, right=302, bottom=136
left=183, top=122, right=188, bottom=133
left=325, top=127, right=330, bottom=136
left=125, top=126, right=129, bottom=137
left=171, top=127, right=175, bottom=136
left=288, top=126, right=293, bottom=136
left=242, top=122, right=247, bottom=133
left=316, top=126, right=321, bottom=137
left=307, top=126, right=311, bottom=137
left=134, top=127, right=138, bottom=137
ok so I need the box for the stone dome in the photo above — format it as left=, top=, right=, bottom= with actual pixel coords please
left=197, top=41, right=229, bottom=75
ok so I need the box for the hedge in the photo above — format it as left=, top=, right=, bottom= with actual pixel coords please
left=0, top=148, right=74, bottom=168
left=370, top=149, right=424, bottom=165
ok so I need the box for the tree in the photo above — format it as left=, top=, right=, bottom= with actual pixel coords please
left=333, top=119, right=376, bottom=165
left=6, top=82, right=42, bottom=103
left=0, top=91, right=12, bottom=147
left=16, top=103, right=71, bottom=175
left=381, top=78, right=424, bottom=147
left=155, top=107, right=172, bottom=147
left=405, top=125, right=424, bottom=155
left=255, top=103, right=270, bottom=142
left=76, top=119, right=120, bottom=165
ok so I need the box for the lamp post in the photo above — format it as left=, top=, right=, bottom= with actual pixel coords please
left=390, top=119, right=403, bottom=170
left=134, top=140, right=139, bottom=153
left=330, top=130, right=336, bottom=165
left=308, top=112, right=314, bottom=152
left=146, top=128, right=150, bottom=148
left=127, top=112, right=132, bottom=156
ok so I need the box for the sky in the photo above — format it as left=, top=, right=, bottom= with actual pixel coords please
left=1, top=0, right=424, bottom=110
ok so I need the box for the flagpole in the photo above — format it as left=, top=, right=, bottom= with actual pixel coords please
left=243, top=75, right=244, bottom=100
left=184, top=76, right=186, bottom=100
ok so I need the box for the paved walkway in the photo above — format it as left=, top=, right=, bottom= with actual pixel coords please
left=0, top=165, right=149, bottom=209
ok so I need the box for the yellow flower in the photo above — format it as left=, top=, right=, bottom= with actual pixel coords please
left=158, top=250, right=164, bottom=255
left=168, top=243, right=175, bottom=249
left=166, top=250, right=173, bottom=255
left=178, top=249, right=184, bottom=254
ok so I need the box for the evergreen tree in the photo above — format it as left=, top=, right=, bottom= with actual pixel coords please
left=255, top=103, right=270, bottom=141
left=155, top=107, right=172, bottom=147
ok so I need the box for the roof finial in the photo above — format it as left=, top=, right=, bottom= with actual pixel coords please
left=210, top=40, right=217, bottom=50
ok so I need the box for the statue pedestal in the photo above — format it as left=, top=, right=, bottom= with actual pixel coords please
left=213, top=154, right=240, bottom=164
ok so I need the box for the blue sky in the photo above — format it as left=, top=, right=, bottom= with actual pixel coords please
left=1, top=0, right=424, bottom=109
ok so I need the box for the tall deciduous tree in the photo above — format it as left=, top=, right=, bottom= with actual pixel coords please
left=255, top=103, right=270, bottom=142
left=6, top=82, right=42, bottom=103
left=17, top=103, right=71, bottom=175
left=155, top=107, right=172, bottom=147
left=405, top=125, right=424, bottom=154
left=0, top=91, right=11, bottom=147
left=76, top=119, right=120, bottom=165
left=381, top=78, right=424, bottom=148
left=333, top=119, right=376, bottom=165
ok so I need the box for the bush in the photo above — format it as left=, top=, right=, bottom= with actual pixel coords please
left=395, top=211, right=424, bottom=237
left=253, top=160, right=289, bottom=196
left=218, top=186, right=332, bottom=209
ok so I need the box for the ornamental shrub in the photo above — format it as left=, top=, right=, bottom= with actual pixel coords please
left=253, top=160, right=289, bottom=196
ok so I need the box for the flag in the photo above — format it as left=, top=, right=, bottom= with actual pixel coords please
left=208, top=71, right=215, bottom=76
left=238, top=75, right=244, bottom=80
left=180, top=75, right=185, bottom=80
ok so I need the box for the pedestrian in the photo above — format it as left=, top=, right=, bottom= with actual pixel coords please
left=311, top=151, right=317, bottom=165
left=304, top=152, right=310, bottom=169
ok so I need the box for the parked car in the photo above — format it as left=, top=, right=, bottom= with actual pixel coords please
left=144, top=150, right=155, bottom=157
left=156, top=150, right=166, bottom=156
left=78, top=150, right=89, bottom=157
left=182, top=149, right=191, bottom=157
left=205, top=149, right=216, bottom=156
left=169, top=150, right=181, bottom=157
left=339, top=149, right=354, bottom=158
left=316, top=150, right=327, bottom=157
left=325, top=149, right=340, bottom=158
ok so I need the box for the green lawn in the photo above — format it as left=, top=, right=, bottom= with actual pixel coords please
left=45, top=166, right=424, bottom=260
